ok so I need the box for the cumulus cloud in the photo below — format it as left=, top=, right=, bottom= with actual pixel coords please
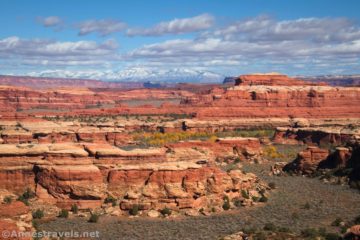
left=3, top=15, right=360, bottom=76
left=125, top=16, right=360, bottom=74
left=0, top=36, right=119, bottom=66
left=127, top=14, right=214, bottom=36
left=76, top=19, right=127, bottom=36
left=37, top=16, right=63, bottom=28
left=209, top=15, right=360, bottom=43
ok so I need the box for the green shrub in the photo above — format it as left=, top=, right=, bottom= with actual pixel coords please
left=324, top=233, right=341, bottom=240
left=242, top=227, right=257, bottom=235
left=331, top=217, right=343, bottom=227
left=241, top=190, right=249, bottom=199
left=277, top=227, right=290, bottom=233
left=268, top=182, right=276, bottom=189
left=58, top=209, right=69, bottom=218
left=32, top=209, right=44, bottom=219
left=233, top=198, right=242, bottom=208
left=88, top=213, right=99, bottom=223
left=17, top=196, right=29, bottom=206
left=303, top=202, right=311, bottom=210
left=354, top=215, right=360, bottom=224
left=22, top=188, right=35, bottom=199
left=259, top=196, right=268, bottom=202
left=160, top=207, right=172, bottom=216
left=104, top=195, right=117, bottom=206
left=301, top=228, right=318, bottom=238
left=71, top=204, right=78, bottom=214
left=291, top=212, right=299, bottom=220
left=340, top=226, right=347, bottom=234
left=3, top=196, right=12, bottom=204
left=263, top=223, right=276, bottom=231
left=129, top=205, right=139, bottom=216
left=222, top=195, right=231, bottom=210
left=17, top=188, right=35, bottom=206
left=222, top=201, right=230, bottom=211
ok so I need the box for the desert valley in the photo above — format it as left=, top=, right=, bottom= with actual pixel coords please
left=0, top=73, right=359, bottom=239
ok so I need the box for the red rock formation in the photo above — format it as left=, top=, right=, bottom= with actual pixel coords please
left=0, top=142, right=265, bottom=211
left=273, top=127, right=358, bottom=146
left=234, top=73, right=323, bottom=86
left=284, top=146, right=354, bottom=174
left=283, top=147, right=330, bottom=174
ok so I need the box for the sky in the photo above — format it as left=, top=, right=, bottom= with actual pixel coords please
left=0, top=0, right=360, bottom=81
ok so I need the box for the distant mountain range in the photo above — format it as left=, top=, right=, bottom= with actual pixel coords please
left=1, top=72, right=359, bottom=89
left=27, top=68, right=225, bottom=84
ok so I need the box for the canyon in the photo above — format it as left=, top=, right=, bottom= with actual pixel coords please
left=0, top=73, right=359, bottom=239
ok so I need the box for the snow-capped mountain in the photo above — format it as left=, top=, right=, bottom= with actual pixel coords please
left=28, top=68, right=225, bottom=83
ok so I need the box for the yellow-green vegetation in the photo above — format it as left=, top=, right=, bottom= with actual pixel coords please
left=133, top=129, right=275, bottom=146
left=263, top=144, right=306, bottom=161
left=263, top=145, right=285, bottom=160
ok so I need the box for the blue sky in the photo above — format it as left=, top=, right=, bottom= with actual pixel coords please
left=1, top=0, right=360, bottom=81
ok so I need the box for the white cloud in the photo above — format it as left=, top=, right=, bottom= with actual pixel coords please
left=125, top=15, right=360, bottom=75
left=76, top=19, right=127, bottom=36
left=0, top=37, right=119, bottom=66
left=37, top=16, right=63, bottom=28
left=127, top=14, right=214, bottom=36
left=3, top=15, right=360, bottom=76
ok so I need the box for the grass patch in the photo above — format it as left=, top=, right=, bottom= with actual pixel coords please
left=133, top=129, right=275, bottom=146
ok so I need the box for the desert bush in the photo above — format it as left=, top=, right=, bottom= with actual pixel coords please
left=32, top=209, right=44, bottom=219
left=303, top=202, right=311, bottom=210
left=71, top=204, right=78, bottom=214
left=331, top=217, right=343, bottom=227
left=129, top=205, right=139, bottom=216
left=133, top=129, right=275, bottom=147
left=301, top=228, right=318, bottom=238
left=324, top=233, right=341, bottom=240
left=259, top=195, right=268, bottom=202
left=208, top=135, right=218, bottom=143
left=241, top=190, right=250, bottom=199
left=263, top=223, right=276, bottom=231
left=222, top=201, right=230, bottom=211
left=242, top=227, right=257, bottom=235
left=58, top=209, right=69, bottom=218
left=233, top=198, right=242, bottom=208
left=263, top=145, right=284, bottom=160
left=22, top=188, right=35, bottom=199
left=277, top=227, right=290, bottom=233
left=3, top=196, right=12, bottom=204
left=104, top=195, right=117, bottom=206
left=222, top=195, right=231, bottom=210
left=354, top=215, right=360, bottom=224
left=88, top=213, right=99, bottom=223
left=291, top=212, right=299, bottom=220
left=268, top=182, right=276, bottom=189
left=160, top=207, right=172, bottom=216
left=17, top=188, right=35, bottom=206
